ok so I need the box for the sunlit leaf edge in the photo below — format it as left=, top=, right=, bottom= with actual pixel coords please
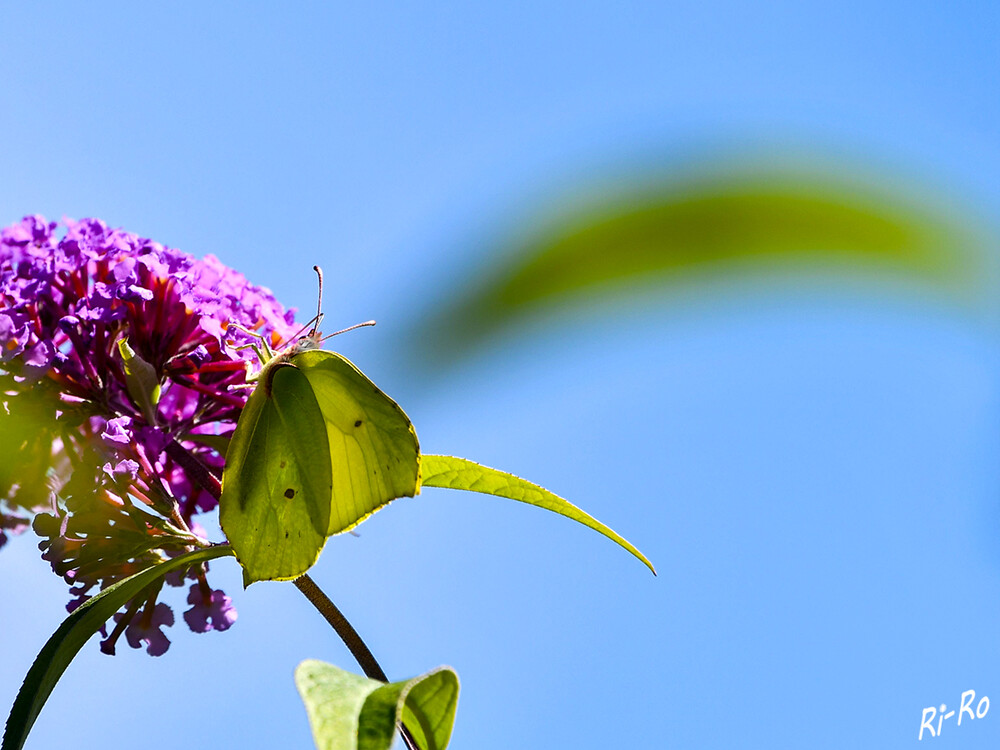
left=420, top=454, right=655, bottom=575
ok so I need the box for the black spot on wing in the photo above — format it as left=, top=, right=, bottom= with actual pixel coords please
left=284, top=487, right=296, bottom=499
left=354, top=419, right=363, bottom=427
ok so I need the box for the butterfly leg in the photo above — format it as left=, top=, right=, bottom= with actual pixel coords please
left=226, top=323, right=275, bottom=367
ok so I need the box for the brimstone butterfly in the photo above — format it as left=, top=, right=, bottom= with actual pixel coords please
left=219, top=268, right=420, bottom=584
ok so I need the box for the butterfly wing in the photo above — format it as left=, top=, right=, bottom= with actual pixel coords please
left=293, top=349, right=420, bottom=534
left=220, top=364, right=333, bottom=583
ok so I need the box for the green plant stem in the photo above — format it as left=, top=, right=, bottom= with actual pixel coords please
left=293, top=574, right=421, bottom=750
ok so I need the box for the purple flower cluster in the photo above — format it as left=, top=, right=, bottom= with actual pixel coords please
left=0, top=215, right=300, bottom=655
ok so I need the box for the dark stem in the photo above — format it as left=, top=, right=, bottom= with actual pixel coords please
left=164, top=438, right=221, bottom=535
left=166, top=438, right=222, bottom=500
left=293, top=574, right=421, bottom=750
left=293, top=574, right=386, bottom=680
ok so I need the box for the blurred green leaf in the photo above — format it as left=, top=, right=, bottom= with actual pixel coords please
left=295, top=660, right=459, bottom=750
left=0, top=377, right=63, bottom=513
left=421, top=454, right=655, bottom=574
left=420, top=173, right=983, bottom=360
left=2, top=546, right=234, bottom=750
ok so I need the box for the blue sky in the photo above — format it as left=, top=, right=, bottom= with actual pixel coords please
left=1, top=2, right=999, bottom=748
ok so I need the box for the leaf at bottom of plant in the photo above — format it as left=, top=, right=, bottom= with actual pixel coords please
left=295, top=660, right=459, bottom=750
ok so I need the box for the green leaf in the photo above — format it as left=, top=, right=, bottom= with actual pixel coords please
left=2, top=545, right=234, bottom=750
left=117, top=338, right=161, bottom=425
left=295, top=660, right=459, bottom=750
left=418, top=173, right=983, bottom=360
left=220, top=349, right=420, bottom=584
left=420, top=454, right=655, bottom=574
left=0, top=378, right=62, bottom=510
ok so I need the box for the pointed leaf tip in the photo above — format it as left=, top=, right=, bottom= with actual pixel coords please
left=419, top=454, right=656, bottom=575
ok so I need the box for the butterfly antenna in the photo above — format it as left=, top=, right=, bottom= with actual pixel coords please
left=275, top=266, right=326, bottom=349
left=312, top=265, right=325, bottom=336
left=319, top=320, right=376, bottom=343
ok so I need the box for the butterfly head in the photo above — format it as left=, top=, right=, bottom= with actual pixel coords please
left=284, top=325, right=324, bottom=357
left=237, top=266, right=375, bottom=391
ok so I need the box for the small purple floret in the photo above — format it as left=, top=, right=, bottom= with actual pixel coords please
left=184, top=584, right=238, bottom=633
left=123, top=603, right=176, bottom=657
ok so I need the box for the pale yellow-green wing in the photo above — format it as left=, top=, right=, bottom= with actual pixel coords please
left=219, top=364, right=333, bottom=583
left=292, top=349, right=420, bottom=534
